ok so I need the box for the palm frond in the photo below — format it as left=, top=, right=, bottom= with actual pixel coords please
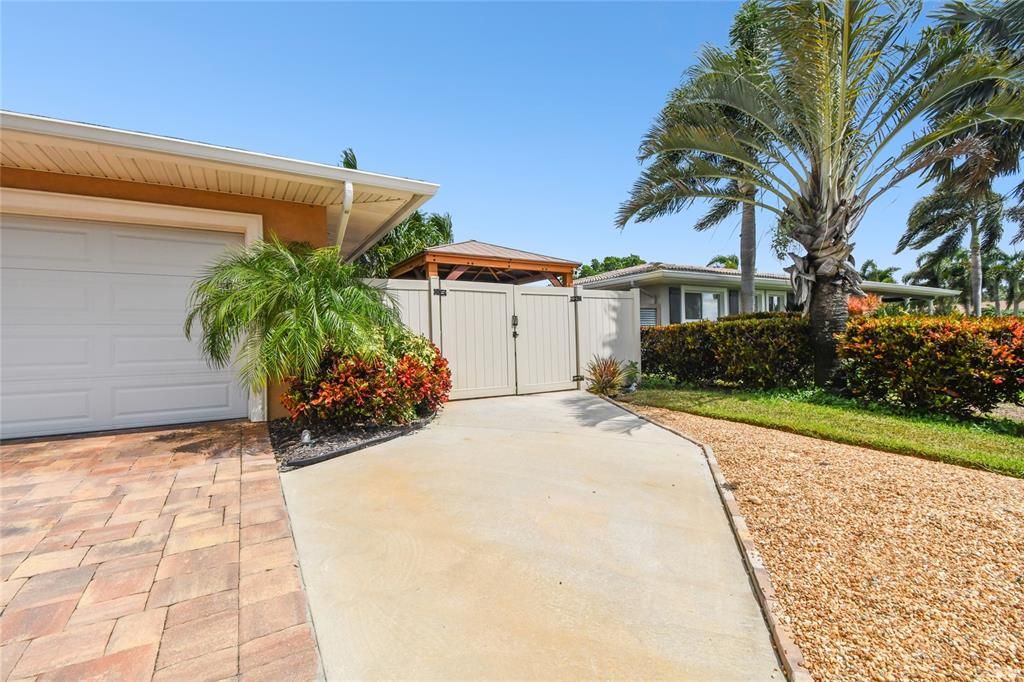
left=185, top=236, right=400, bottom=390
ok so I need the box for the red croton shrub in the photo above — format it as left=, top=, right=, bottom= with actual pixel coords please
left=837, top=316, right=1024, bottom=417
left=847, top=293, right=882, bottom=316
left=281, top=336, right=452, bottom=427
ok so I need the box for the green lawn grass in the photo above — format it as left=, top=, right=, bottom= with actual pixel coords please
left=623, top=386, right=1024, bottom=478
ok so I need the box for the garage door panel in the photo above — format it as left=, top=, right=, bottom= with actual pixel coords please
left=112, top=332, right=205, bottom=369
left=3, top=270, right=195, bottom=325
left=110, top=230, right=238, bottom=274
left=2, top=269, right=94, bottom=318
left=2, top=373, right=247, bottom=438
left=0, top=223, right=92, bottom=266
left=1, top=215, right=240, bottom=276
left=1, top=381, right=101, bottom=436
left=111, top=276, right=193, bottom=319
left=3, top=324, right=216, bottom=380
left=2, top=332, right=93, bottom=376
left=1, top=215, right=248, bottom=438
left=112, top=377, right=241, bottom=421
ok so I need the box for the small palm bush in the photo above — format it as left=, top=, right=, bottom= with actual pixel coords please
left=585, top=356, right=627, bottom=396
left=184, top=237, right=401, bottom=390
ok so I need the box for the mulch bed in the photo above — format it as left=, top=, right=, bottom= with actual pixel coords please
left=628, top=404, right=1024, bottom=681
left=268, top=415, right=433, bottom=470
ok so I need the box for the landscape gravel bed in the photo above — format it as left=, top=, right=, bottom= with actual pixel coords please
left=268, top=416, right=432, bottom=470
left=627, top=404, right=1024, bottom=681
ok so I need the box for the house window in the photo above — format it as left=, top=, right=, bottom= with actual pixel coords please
left=703, top=292, right=722, bottom=321
left=728, top=290, right=739, bottom=316
left=640, top=308, right=658, bottom=327
left=684, top=292, right=702, bottom=320
left=766, top=293, right=784, bottom=312
left=669, top=287, right=681, bottom=324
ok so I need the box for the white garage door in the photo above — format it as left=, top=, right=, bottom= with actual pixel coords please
left=1, top=215, right=249, bottom=439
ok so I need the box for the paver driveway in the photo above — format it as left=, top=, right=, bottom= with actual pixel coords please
left=283, top=391, right=782, bottom=680
left=0, top=421, right=320, bottom=681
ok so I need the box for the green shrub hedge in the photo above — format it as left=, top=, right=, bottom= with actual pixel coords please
left=641, top=313, right=812, bottom=389
left=838, top=316, right=1024, bottom=417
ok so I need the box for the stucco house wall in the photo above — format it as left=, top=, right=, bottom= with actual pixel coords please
left=2, top=167, right=329, bottom=246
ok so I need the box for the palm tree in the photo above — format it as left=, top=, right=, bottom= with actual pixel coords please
left=858, top=259, right=900, bottom=283
left=625, top=0, right=1023, bottom=385
left=707, top=254, right=740, bottom=269
left=1005, top=251, right=1024, bottom=315
left=357, top=212, right=454, bottom=279
left=985, top=249, right=1009, bottom=314
left=339, top=148, right=454, bottom=277
left=617, top=0, right=770, bottom=315
left=184, top=237, right=400, bottom=390
left=903, top=248, right=972, bottom=312
left=931, top=1, right=1024, bottom=242
left=897, top=187, right=1003, bottom=316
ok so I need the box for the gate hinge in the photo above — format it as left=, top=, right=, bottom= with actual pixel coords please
left=572, top=375, right=585, bottom=382
left=569, top=295, right=582, bottom=302
left=433, top=288, right=447, bottom=296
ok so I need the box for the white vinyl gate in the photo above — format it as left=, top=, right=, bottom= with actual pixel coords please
left=375, top=278, right=640, bottom=400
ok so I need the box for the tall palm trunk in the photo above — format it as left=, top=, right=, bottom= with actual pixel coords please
left=739, top=184, right=757, bottom=314
left=969, top=219, right=983, bottom=317
left=808, top=280, right=848, bottom=387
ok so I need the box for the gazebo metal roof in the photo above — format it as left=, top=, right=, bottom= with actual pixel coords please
left=389, top=240, right=580, bottom=287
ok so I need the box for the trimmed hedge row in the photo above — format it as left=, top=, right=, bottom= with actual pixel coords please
left=838, top=316, right=1024, bottom=417
left=642, top=313, right=812, bottom=389
left=642, top=312, right=1024, bottom=417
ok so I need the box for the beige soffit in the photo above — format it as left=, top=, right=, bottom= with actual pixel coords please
left=0, top=110, right=440, bottom=259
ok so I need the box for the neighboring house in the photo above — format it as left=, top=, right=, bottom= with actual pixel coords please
left=0, top=111, right=439, bottom=439
left=576, top=262, right=960, bottom=326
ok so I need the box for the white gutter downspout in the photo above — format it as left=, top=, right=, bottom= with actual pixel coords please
left=334, top=180, right=354, bottom=248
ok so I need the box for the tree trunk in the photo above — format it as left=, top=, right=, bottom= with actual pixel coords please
left=969, top=222, right=983, bottom=317
left=739, top=186, right=757, bottom=314
left=808, top=279, right=848, bottom=387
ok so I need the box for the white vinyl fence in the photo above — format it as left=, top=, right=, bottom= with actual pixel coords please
left=372, top=278, right=640, bottom=400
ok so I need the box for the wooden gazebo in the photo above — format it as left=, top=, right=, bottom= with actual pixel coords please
left=388, top=240, right=580, bottom=287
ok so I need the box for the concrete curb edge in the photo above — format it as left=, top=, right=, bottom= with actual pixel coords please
left=603, top=395, right=814, bottom=682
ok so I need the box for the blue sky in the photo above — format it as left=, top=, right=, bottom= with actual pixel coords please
left=2, top=1, right=1019, bottom=277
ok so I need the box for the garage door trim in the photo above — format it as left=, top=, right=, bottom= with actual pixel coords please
left=0, top=187, right=266, bottom=423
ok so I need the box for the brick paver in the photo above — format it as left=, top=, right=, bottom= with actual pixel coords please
left=0, top=421, right=322, bottom=681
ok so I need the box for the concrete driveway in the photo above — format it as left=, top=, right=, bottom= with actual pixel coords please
left=282, top=392, right=781, bottom=680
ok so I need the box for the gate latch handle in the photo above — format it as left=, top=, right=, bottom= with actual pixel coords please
left=511, top=314, right=518, bottom=326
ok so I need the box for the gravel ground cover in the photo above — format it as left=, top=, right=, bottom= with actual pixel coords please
left=627, top=404, right=1024, bottom=681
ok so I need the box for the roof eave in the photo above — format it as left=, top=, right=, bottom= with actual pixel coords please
left=580, top=267, right=961, bottom=298
left=0, top=110, right=440, bottom=197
